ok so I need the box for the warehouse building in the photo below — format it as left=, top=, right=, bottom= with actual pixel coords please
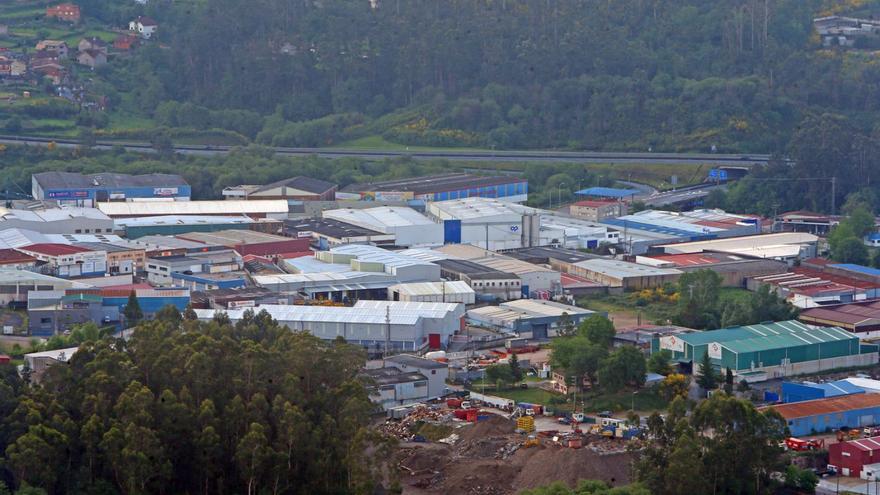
left=568, top=259, right=682, bottom=290
left=781, top=379, right=865, bottom=403
left=467, top=299, right=596, bottom=338
left=468, top=255, right=561, bottom=297
left=603, top=209, right=761, bottom=255
left=362, top=368, right=431, bottom=410
left=0, top=249, right=38, bottom=271
left=653, top=320, right=880, bottom=382
left=635, top=252, right=787, bottom=287
left=537, top=215, right=620, bottom=249
left=765, top=394, right=880, bottom=437
left=32, top=172, right=190, bottom=207
left=146, top=251, right=242, bottom=287
left=748, top=268, right=880, bottom=309
left=97, top=200, right=289, bottom=220
left=569, top=199, right=627, bottom=222
left=829, top=436, right=880, bottom=479
left=656, top=232, right=819, bottom=261
left=388, top=281, right=476, bottom=304
left=432, top=259, right=522, bottom=301
left=799, top=300, right=880, bottom=337
left=323, top=206, right=443, bottom=247
left=18, top=243, right=107, bottom=278
left=0, top=270, right=88, bottom=307
left=385, top=354, right=449, bottom=399
left=222, top=176, right=337, bottom=201
left=176, top=230, right=311, bottom=257
left=115, top=215, right=279, bottom=239
left=426, top=197, right=537, bottom=250
left=72, top=242, right=145, bottom=274
left=0, top=207, right=114, bottom=234
left=283, top=218, right=395, bottom=249
left=194, top=300, right=465, bottom=351
left=258, top=245, right=440, bottom=301
left=339, top=173, right=528, bottom=203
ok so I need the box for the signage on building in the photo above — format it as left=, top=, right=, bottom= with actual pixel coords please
left=47, top=190, right=89, bottom=199
left=227, top=300, right=256, bottom=309
left=296, top=231, right=312, bottom=238
left=659, top=335, right=684, bottom=352
left=109, top=192, right=126, bottom=199
left=153, top=187, right=179, bottom=196
left=708, top=342, right=723, bottom=359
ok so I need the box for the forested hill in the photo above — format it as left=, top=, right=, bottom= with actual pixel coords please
left=64, top=1, right=880, bottom=151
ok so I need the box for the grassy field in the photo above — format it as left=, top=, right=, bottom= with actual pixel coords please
left=469, top=383, right=667, bottom=414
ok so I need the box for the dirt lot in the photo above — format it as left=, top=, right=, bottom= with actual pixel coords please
left=396, top=416, right=633, bottom=495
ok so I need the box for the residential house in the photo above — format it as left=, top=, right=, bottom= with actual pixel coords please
left=46, top=3, right=81, bottom=23
left=10, top=60, right=26, bottom=77
left=77, top=49, right=107, bottom=69
left=113, top=34, right=138, bottom=51
left=30, top=50, right=60, bottom=70
left=78, top=37, right=108, bottom=55
left=0, top=25, right=8, bottom=36
left=569, top=199, right=627, bottom=222
left=39, top=66, right=64, bottom=85
left=0, top=57, right=10, bottom=77
left=129, top=16, right=158, bottom=39
left=36, top=40, right=69, bottom=58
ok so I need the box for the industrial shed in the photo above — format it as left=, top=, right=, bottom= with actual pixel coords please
left=764, top=394, right=880, bottom=436
left=569, top=258, right=682, bottom=289
left=799, top=300, right=880, bottom=337
left=467, top=299, right=597, bottom=338
left=195, top=300, right=464, bottom=351
left=829, top=436, right=880, bottom=479
left=652, top=320, right=879, bottom=381
left=388, top=281, right=476, bottom=304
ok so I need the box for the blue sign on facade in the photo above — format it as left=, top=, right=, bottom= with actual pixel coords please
left=444, top=220, right=462, bottom=244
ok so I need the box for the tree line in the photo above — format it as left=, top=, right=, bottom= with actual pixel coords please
left=20, top=0, right=880, bottom=155
left=0, top=308, right=394, bottom=494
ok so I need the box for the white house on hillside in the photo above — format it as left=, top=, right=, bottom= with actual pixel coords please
left=129, top=16, right=157, bottom=39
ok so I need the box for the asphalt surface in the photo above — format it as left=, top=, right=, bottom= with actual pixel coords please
left=0, top=135, right=772, bottom=165
left=643, top=183, right=727, bottom=207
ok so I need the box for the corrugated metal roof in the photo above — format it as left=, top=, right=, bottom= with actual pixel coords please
left=765, top=393, right=880, bottom=419
left=573, top=259, right=682, bottom=278
left=720, top=325, right=856, bottom=354
left=98, top=200, right=288, bottom=217
left=679, top=320, right=821, bottom=347
left=323, top=206, right=435, bottom=228
left=388, top=281, right=474, bottom=297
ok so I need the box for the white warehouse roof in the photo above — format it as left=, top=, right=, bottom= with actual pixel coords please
left=98, top=200, right=289, bottom=217
left=388, top=281, right=474, bottom=298
left=427, top=197, right=537, bottom=222
left=500, top=299, right=594, bottom=318
left=573, top=259, right=683, bottom=278
left=323, top=206, right=435, bottom=228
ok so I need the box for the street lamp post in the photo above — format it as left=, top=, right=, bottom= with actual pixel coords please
left=557, top=183, right=565, bottom=211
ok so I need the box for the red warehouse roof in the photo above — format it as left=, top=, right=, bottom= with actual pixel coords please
left=764, top=394, right=880, bottom=420
left=20, top=243, right=93, bottom=256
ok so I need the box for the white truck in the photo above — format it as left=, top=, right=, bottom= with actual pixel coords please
left=468, top=391, right=515, bottom=410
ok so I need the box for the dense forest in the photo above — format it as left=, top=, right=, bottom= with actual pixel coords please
left=24, top=0, right=880, bottom=152
left=0, top=308, right=394, bottom=494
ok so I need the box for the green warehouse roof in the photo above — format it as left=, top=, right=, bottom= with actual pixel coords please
left=720, top=326, right=855, bottom=354
left=678, top=320, right=824, bottom=347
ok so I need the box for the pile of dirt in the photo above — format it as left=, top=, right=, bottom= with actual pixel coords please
left=511, top=447, right=634, bottom=490
left=455, top=416, right=514, bottom=443
left=441, top=459, right=519, bottom=495
left=399, top=445, right=452, bottom=473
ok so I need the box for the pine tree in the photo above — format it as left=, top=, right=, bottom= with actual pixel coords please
left=123, top=291, right=143, bottom=326
left=724, top=368, right=734, bottom=395
left=696, top=352, right=717, bottom=391
left=509, top=353, right=523, bottom=382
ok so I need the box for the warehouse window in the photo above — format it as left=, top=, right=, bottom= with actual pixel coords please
left=75, top=229, right=81, bottom=234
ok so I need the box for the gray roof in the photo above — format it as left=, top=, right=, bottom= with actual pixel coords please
left=73, top=242, right=138, bottom=253
left=252, top=176, right=336, bottom=195
left=284, top=218, right=385, bottom=238
left=386, top=354, right=447, bottom=369
left=362, top=368, right=427, bottom=385
left=34, top=172, right=188, bottom=190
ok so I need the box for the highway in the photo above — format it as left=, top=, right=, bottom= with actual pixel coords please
left=643, top=183, right=726, bottom=207
left=0, top=135, right=771, bottom=166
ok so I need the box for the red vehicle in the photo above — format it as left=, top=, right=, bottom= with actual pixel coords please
left=446, top=398, right=463, bottom=409
left=785, top=437, right=825, bottom=451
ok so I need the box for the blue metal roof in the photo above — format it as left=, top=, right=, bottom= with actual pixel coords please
left=575, top=187, right=640, bottom=198
left=867, top=233, right=880, bottom=241
left=829, top=263, right=880, bottom=277
left=601, top=218, right=715, bottom=239
left=815, top=380, right=865, bottom=397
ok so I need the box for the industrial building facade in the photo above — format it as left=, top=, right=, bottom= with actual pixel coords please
left=338, top=173, right=528, bottom=203
left=766, top=394, right=880, bottom=437
left=32, top=172, right=191, bottom=207
left=653, top=320, right=880, bottom=381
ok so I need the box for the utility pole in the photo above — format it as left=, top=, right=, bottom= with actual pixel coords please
left=485, top=223, right=489, bottom=250
left=831, top=176, right=837, bottom=215
left=383, top=305, right=390, bottom=364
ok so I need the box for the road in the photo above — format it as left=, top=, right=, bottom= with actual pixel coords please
left=643, top=183, right=726, bottom=207
left=0, top=135, right=772, bottom=165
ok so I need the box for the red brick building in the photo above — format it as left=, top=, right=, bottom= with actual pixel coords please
left=829, top=436, right=880, bottom=478
left=46, top=3, right=81, bottom=23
